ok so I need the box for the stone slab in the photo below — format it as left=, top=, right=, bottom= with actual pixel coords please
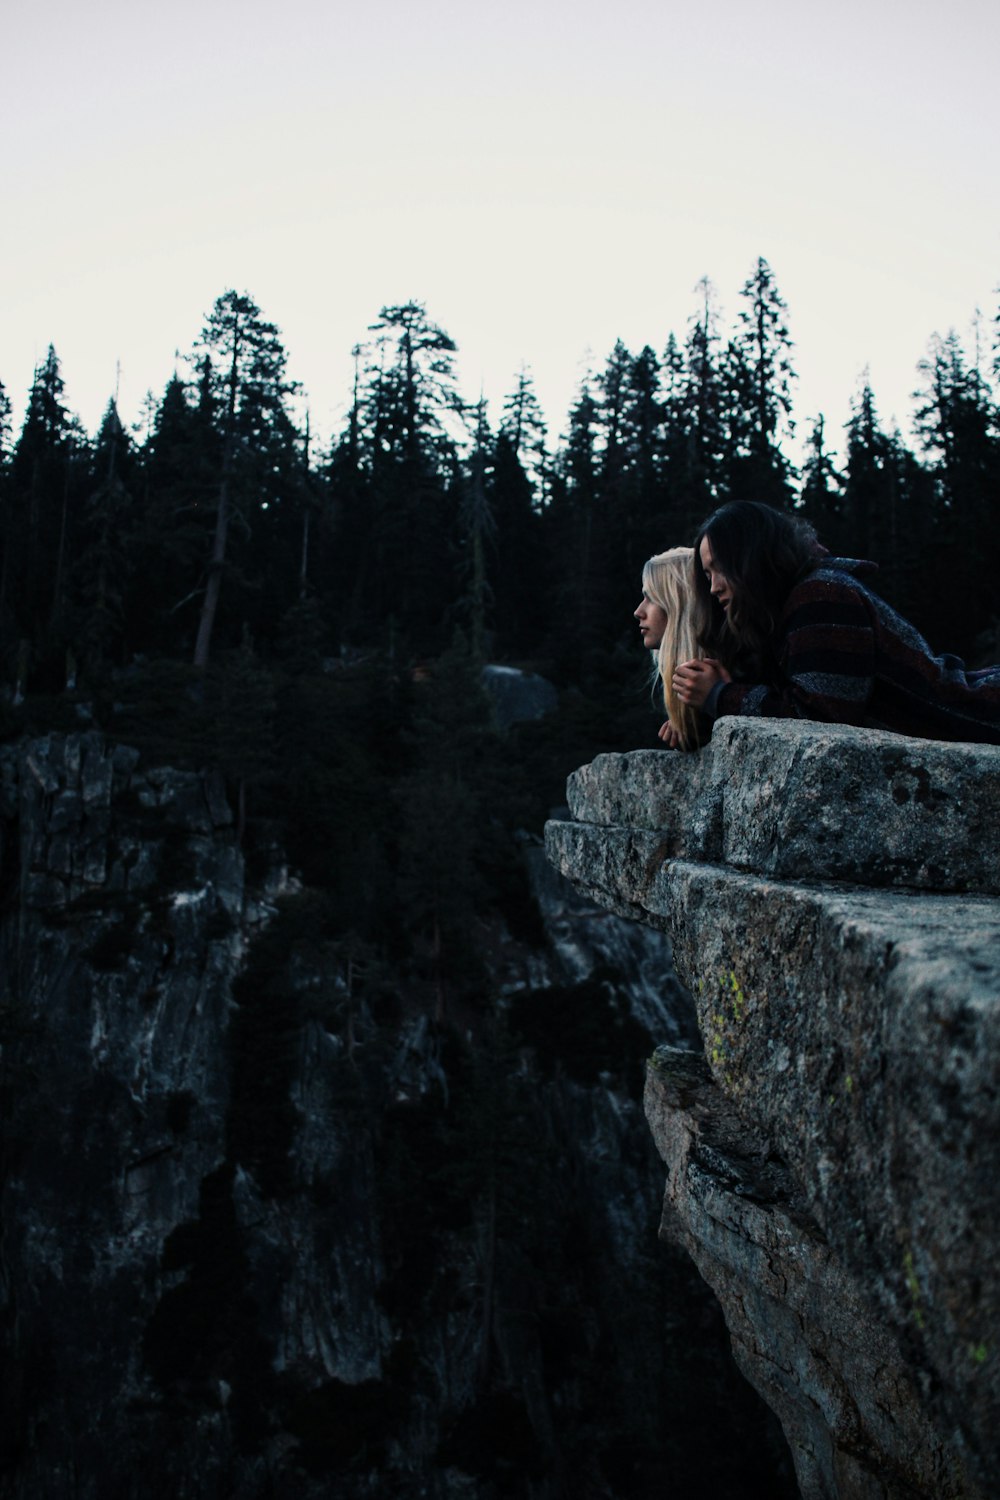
left=546, top=808, right=1000, bottom=1491
left=565, top=718, right=1000, bottom=893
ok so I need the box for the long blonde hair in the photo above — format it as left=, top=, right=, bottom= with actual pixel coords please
left=642, top=547, right=709, bottom=750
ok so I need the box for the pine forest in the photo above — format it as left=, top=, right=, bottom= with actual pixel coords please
left=1, top=258, right=999, bottom=1496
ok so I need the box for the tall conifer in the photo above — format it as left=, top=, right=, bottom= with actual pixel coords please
left=189, top=291, right=301, bottom=667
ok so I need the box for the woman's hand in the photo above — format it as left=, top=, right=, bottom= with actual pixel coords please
left=657, top=719, right=681, bottom=749
left=672, top=658, right=731, bottom=707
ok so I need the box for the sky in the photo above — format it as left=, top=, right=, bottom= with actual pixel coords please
left=3, top=0, right=999, bottom=464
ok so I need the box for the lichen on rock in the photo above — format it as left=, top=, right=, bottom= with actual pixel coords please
left=546, top=718, right=1000, bottom=1500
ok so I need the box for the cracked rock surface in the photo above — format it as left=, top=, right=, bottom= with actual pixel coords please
left=546, top=719, right=1000, bottom=1500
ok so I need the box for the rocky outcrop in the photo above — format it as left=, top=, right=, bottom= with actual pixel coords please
left=545, top=718, right=1000, bottom=1500
left=0, top=731, right=791, bottom=1498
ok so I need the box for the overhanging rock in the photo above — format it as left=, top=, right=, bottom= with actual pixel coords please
left=545, top=718, right=1000, bottom=1500
left=565, top=717, right=1000, bottom=891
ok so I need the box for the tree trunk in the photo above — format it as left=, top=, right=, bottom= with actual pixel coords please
left=193, top=477, right=231, bottom=668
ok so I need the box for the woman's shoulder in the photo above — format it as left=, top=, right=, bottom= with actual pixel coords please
left=789, top=557, right=878, bottom=599
left=782, top=559, right=880, bottom=625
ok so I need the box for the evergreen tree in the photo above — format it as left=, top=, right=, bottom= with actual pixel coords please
left=188, top=291, right=301, bottom=667
left=365, top=300, right=461, bottom=467
left=598, top=340, right=633, bottom=495
left=341, top=301, right=464, bottom=653
left=799, top=414, right=844, bottom=545
left=69, top=399, right=136, bottom=674
left=725, top=256, right=796, bottom=506
left=841, top=378, right=929, bottom=621
left=499, top=365, right=549, bottom=508
left=598, top=342, right=670, bottom=627
left=0, top=380, right=11, bottom=467
left=4, top=347, right=88, bottom=685
left=546, top=373, right=604, bottom=650
left=0, top=378, right=11, bottom=642
left=594, top=340, right=640, bottom=637
left=126, top=370, right=218, bottom=658
left=843, top=377, right=894, bottom=564
left=626, top=345, right=668, bottom=564
left=324, top=344, right=368, bottom=649
left=660, top=333, right=697, bottom=535
left=459, top=398, right=496, bottom=660
left=488, top=430, right=548, bottom=657
left=913, top=331, right=1000, bottom=644
left=681, top=278, right=726, bottom=520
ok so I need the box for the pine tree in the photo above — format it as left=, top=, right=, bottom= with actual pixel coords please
left=682, top=278, right=725, bottom=519
left=499, top=365, right=549, bottom=508
left=325, top=344, right=368, bottom=648
left=70, top=399, right=136, bottom=674
left=5, top=347, right=88, bottom=684
left=127, top=371, right=218, bottom=658
left=365, top=300, right=461, bottom=467
left=488, top=429, right=548, bottom=657
left=547, top=374, right=603, bottom=648
left=841, top=377, right=929, bottom=621
left=0, top=378, right=12, bottom=631
left=460, top=398, right=495, bottom=660
left=343, top=301, right=465, bottom=653
left=660, top=333, right=696, bottom=534
left=843, top=377, right=894, bottom=565
left=595, top=341, right=639, bottom=637
left=622, top=343, right=668, bottom=556
left=914, top=330, right=1000, bottom=643
left=725, top=256, right=796, bottom=506
left=189, top=291, right=301, bottom=668
left=799, top=414, right=844, bottom=545
left=0, top=380, right=11, bottom=467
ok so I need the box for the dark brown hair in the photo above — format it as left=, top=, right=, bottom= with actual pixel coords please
left=694, top=501, right=822, bottom=667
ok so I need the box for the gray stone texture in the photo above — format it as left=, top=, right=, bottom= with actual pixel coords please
left=566, top=718, right=1000, bottom=892
left=4, top=732, right=763, bottom=1498
left=546, top=717, right=1000, bottom=1499
left=645, top=1046, right=975, bottom=1500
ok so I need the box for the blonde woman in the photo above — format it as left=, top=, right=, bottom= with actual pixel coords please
left=634, top=546, right=724, bottom=749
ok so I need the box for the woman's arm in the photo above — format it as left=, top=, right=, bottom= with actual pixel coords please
left=670, top=658, right=731, bottom=709
left=675, top=575, right=877, bottom=724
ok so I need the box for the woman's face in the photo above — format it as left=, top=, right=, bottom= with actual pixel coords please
left=699, top=535, right=735, bottom=612
left=634, top=590, right=668, bottom=649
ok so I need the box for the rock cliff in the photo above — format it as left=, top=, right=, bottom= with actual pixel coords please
left=545, top=717, right=1000, bottom=1500
left=0, top=730, right=794, bottom=1498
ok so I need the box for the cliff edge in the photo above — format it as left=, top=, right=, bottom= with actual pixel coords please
left=545, top=717, right=1000, bottom=1500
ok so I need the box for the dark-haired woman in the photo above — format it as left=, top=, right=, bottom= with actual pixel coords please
left=672, top=500, right=1000, bottom=745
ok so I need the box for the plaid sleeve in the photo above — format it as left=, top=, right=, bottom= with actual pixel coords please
left=713, top=576, right=875, bottom=724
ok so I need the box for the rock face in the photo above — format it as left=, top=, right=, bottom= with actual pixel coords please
left=545, top=718, right=1000, bottom=1500
left=0, top=731, right=792, bottom=1498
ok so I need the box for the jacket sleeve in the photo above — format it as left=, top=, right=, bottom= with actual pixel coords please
left=713, top=575, right=877, bottom=724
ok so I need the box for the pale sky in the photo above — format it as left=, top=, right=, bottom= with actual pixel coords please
left=3, top=0, right=998, bottom=463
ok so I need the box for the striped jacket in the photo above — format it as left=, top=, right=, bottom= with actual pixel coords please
left=712, top=559, right=1000, bottom=745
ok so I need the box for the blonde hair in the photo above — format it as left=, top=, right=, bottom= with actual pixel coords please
left=642, top=547, right=709, bottom=750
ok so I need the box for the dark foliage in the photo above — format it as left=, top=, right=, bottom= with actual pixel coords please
left=3, top=268, right=996, bottom=1498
